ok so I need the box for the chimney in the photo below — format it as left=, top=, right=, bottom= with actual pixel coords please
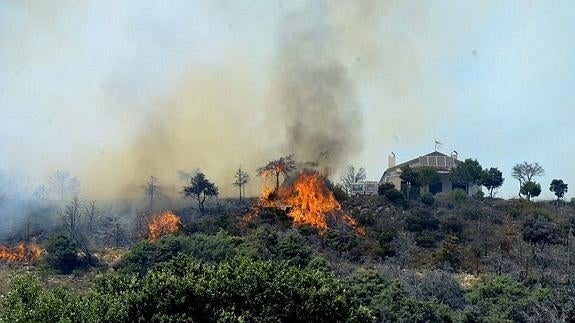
left=388, top=152, right=396, bottom=168
left=451, top=150, right=458, bottom=160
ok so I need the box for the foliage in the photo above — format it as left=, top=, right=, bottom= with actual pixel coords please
left=482, top=167, right=504, bottom=198
left=257, top=154, right=296, bottom=192
left=43, top=234, right=81, bottom=274
left=2, top=257, right=372, bottom=322
left=421, top=192, right=435, bottom=206
left=512, top=162, right=545, bottom=197
left=377, top=182, right=395, bottom=195
left=182, top=171, right=219, bottom=212
left=383, top=188, right=405, bottom=204
left=549, top=179, right=568, bottom=202
left=326, top=180, right=348, bottom=202
left=466, top=275, right=549, bottom=322
left=405, top=210, right=439, bottom=232
left=450, top=159, right=483, bottom=194
left=449, top=189, right=468, bottom=205
left=522, top=214, right=559, bottom=247
left=400, top=165, right=419, bottom=199
left=520, top=181, right=542, bottom=201
left=417, top=166, right=440, bottom=193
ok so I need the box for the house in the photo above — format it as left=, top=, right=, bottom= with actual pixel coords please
left=379, top=151, right=480, bottom=195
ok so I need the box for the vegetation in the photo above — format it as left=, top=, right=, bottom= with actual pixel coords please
left=182, top=171, right=219, bottom=213
left=521, top=181, right=542, bottom=201
left=482, top=167, right=504, bottom=198
left=450, top=158, right=483, bottom=194
left=550, top=179, right=568, bottom=204
left=340, top=165, right=367, bottom=194
left=257, top=155, right=297, bottom=192
left=232, top=166, right=250, bottom=202
left=512, top=162, right=545, bottom=198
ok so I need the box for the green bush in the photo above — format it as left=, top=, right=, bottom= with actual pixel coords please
left=449, top=189, right=468, bottom=204
left=2, top=257, right=373, bottom=322
left=384, top=189, right=405, bottom=204
left=378, top=182, right=396, bottom=195
left=421, top=193, right=435, bottom=206
left=43, top=234, right=81, bottom=274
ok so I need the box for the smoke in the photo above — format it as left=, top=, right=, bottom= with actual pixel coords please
left=273, top=4, right=362, bottom=172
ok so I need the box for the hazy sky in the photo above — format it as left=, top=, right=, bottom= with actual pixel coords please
left=1, top=0, right=574, bottom=200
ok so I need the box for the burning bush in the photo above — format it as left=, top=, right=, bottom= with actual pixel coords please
left=148, top=211, right=182, bottom=241
left=253, top=170, right=364, bottom=235
left=0, top=242, right=42, bottom=264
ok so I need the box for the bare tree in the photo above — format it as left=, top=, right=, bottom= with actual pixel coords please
left=512, top=162, right=545, bottom=198
left=143, top=176, right=161, bottom=212
left=232, top=166, right=250, bottom=202
left=61, top=197, right=96, bottom=265
left=339, top=165, right=366, bottom=194
left=49, top=170, right=80, bottom=201
left=257, top=155, right=297, bottom=192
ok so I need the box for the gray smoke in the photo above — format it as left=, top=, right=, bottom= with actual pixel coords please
left=274, top=6, right=362, bottom=172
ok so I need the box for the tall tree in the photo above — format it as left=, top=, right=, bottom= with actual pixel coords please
left=48, top=170, right=80, bottom=201
left=400, top=165, right=419, bottom=200
left=482, top=167, right=504, bottom=198
left=183, top=171, right=219, bottom=213
left=417, top=166, right=440, bottom=194
left=520, top=181, right=542, bottom=202
left=512, top=162, right=545, bottom=198
left=143, top=176, right=161, bottom=212
left=232, top=166, right=250, bottom=202
left=60, top=197, right=96, bottom=265
left=549, top=179, right=568, bottom=205
left=339, top=165, right=367, bottom=194
left=257, top=155, right=297, bottom=192
left=450, top=159, right=483, bottom=194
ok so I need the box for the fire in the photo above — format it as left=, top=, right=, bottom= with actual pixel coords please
left=252, top=170, right=364, bottom=235
left=148, top=211, right=182, bottom=241
left=0, top=242, right=43, bottom=263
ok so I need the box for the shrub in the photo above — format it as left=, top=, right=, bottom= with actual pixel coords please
left=384, top=189, right=405, bottom=204
left=415, top=232, right=438, bottom=248
left=378, top=182, right=395, bottom=195
left=449, top=189, right=468, bottom=204
left=421, top=193, right=435, bottom=206
left=405, top=210, right=440, bottom=232
left=43, top=234, right=81, bottom=274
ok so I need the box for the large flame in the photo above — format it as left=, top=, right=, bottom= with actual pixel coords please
left=0, top=242, right=43, bottom=263
left=148, top=211, right=182, bottom=241
left=252, top=170, right=364, bottom=235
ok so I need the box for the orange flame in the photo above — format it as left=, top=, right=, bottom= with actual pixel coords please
left=251, top=170, right=364, bottom=235
left=0, top=242, right=43, bottom=263
left=148, top=211, right=182, bottom=241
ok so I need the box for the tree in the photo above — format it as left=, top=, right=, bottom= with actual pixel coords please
left=48, top=170, right=80, bottom=201
left=417, top=167, right=440, bottom=194
left=143, top=176, right=161, bottom=212
left=520, top=181, right=542, bottom=201
left=339, top=166, right=367, bottom=194
left=512, top=162, right=545, bottom=198
left=257, top=155, right=296, bottom=192
left=183, top=171, right=219, bottom=213
left=61, top=197, right=96, bottom=266
left=400, top=165, right=419, bottom=200
left=232, top=166, right=250, bottom=202
left=450, top=159, right=483, bottom=194
left=549, top=179, right=568, bottom=205
left=482, top=167, right=504, bottom=198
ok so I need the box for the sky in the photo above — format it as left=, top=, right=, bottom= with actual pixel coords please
left=0, top=0, right=574, bottom=200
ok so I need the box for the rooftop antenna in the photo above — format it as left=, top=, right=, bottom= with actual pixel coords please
left=434, top=139, right=442, bottom=152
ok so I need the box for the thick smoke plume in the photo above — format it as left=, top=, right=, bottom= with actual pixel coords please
left=274, top=7, right=362, bottom=172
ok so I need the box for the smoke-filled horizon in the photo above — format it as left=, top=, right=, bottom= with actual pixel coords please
left=2, top=1, right=575, bottom=201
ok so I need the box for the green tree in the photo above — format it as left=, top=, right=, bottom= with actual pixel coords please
left=549, top=179, right=568, bottom=204
left=512, top=162, right=545, bottom=198
left=183, top=171, right=219, bottom=212
left=400, top=165, right=419, bottom=199
left=417, top=166, right=440, bottom=194
left=520, top=181, right=542, bottom=201
left=450, top=158, right=483, bottom=194
left=482, top=167, right=504, bottom=198
left=43, top=234, right=81, bottom=274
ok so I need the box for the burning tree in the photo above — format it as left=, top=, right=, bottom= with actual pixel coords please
left=232, top=166, right=250, bottom=202
left=257, top=155, right=296, bottom=193
left=183, top=171, right=219, bottom=213
left=148, top=211, right=182, bottom=241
